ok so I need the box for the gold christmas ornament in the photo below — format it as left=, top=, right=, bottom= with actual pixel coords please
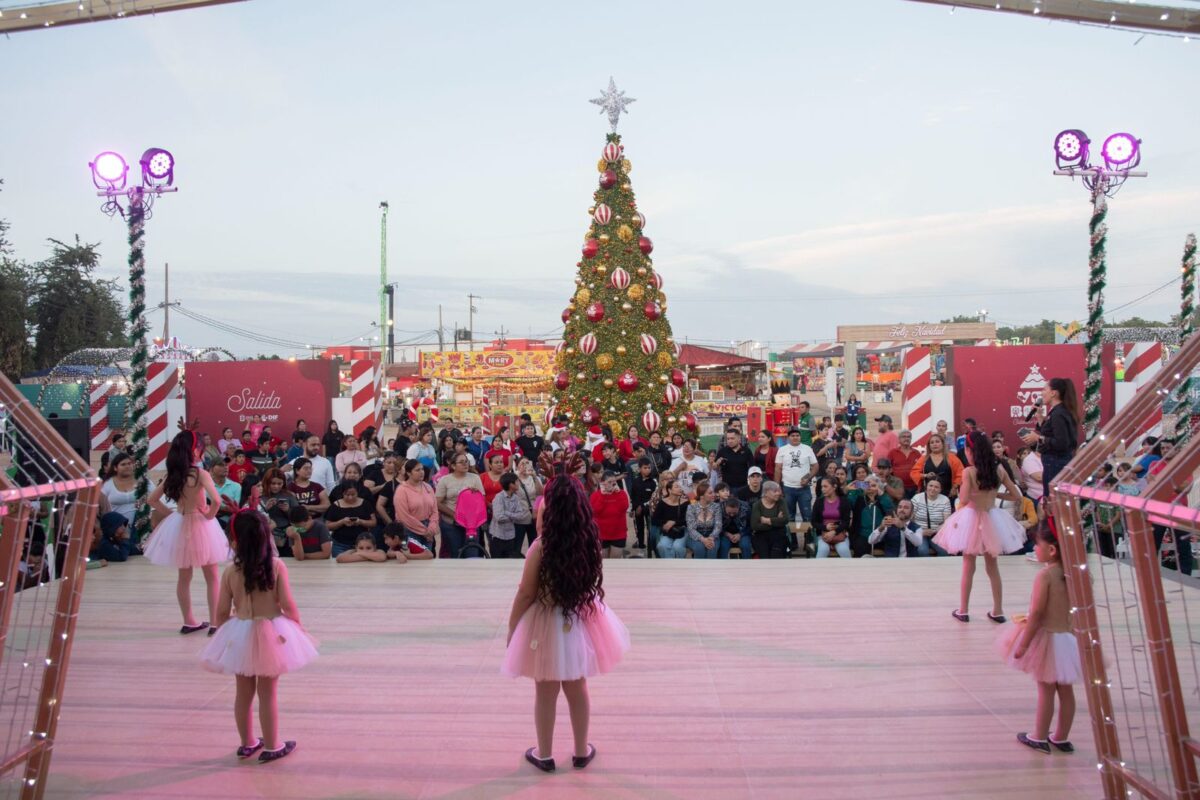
left=667, top=415, right=678, bottom=424
left=596, top=353, right=614, bottom=371
left=598, top=233, right=610, bottom=242
left=596, top=264, right=608, bottom=275
left=658, top=374, right=669, bottom=384
left=627, top=284, right=645, bottom=301
left=617, top=224, right=634, bottom=242
left=566, top=347, right=575, bottom=355
left=603, top=378, right=614, bottom=388
left=621, top=183, right=631, bottom=191
left=657, top=292, right=667, bottom=304
left=637, top=266, right=647, bottom=276
left=657, top=351, right=673, bottom=368
left=621, top=301, right=633, bottom=311
left=622, top=158, right=632, bottom=173
left=575, top=287, right=591, bottom=305
left=576, top=372, right=586, bottom=381
left=596, top=159, right=606, bottom=173
left=608, top=420, right=623, bottom=436
left=615, top=345, right=627, bottom=356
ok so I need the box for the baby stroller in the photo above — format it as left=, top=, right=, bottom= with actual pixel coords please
left=454, top=488, right=489, bottom=559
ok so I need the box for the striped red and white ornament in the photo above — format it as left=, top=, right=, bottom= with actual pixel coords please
left=639, top=334, right=657, bottom=355
left=603, top=142, right=622, bottom=162
left=664, top=384, right=682, bottom=405
left=593, top=204, right=611, bottom=225
left=634, top=212, right=646, bottom=228
left=650, top=271, right=663, bottom=290
left=641, top=409, right=661, bottom=432
left=545, top=405, right=557, bottom=426
left=555, top=340, right=567, bottom=355
left=610, top=267, right=630, bottom=289
left=579, top=332, right=598, bottom=354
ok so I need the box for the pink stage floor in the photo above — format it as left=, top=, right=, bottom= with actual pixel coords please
left=39, top=556, right=1105, bottom=799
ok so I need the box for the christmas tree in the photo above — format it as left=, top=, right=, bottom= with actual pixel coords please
left=550, top=79, right=694, bottom=439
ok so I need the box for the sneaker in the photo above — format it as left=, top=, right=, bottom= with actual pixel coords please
left=258, top=741, right=296, bottom=763
left=1017, top=733, right=1051, bottom=754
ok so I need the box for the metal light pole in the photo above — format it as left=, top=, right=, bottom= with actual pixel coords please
left=379, top=201, right=389, bottom=364
left=1052, top=130, right=1146, bottom=442
left=89, top=149, right=176, bottom=544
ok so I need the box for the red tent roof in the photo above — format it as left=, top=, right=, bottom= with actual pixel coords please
left=676, top=344, right=763, bottom=368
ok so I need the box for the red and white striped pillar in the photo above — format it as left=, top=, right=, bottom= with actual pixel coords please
left=900, top=347, right=933, bottom=449
left=1125, top=342, right=1164, bottom=438
left=350, top=359, right=381, bottom=436
left=89, top=382, right=117, bottom=453
left=146, top=363, right=181, bottom=473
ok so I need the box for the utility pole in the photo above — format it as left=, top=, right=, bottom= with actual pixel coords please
left=385, top=283, right=396, bottom=365
left=496, top=324, right=509, bottom=350
left=438, top=304, right=445, bottom=352
left=453, top=320, right=459, bottom=352
left=467, top=293, right=479, bottom=352
left=379, top=201, right=389, bottom=363
left=162, top=262, right=170, bottom=341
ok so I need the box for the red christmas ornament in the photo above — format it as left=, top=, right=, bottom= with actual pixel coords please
left=617, top=370, right=640, bottom=393
left=641, top=409, right=661, bottom=432
left=581, top=405, right=601, bottom=425
left=651, top=271, right=664, bottom=290
left=599, top=169, right=618, bottom=189
left=593, top=204, right=612, bottom=225
left=554, top=372, right=570, bottom=391
left=545, top=405, right=557, bottom=426
left=555, top=340, right=566, bottom=355
left=561, top=308, right=572, bottom=323
left=683, top=412, right=698, bottom=432
left=643, top=301, right=661, bottom=321
left=582, top=239, right=599, bottom=259
left=603, top=142, right=622, bottom=162
left=610, top=267, right=630, bottom=290
left=638, top=236, right=654, bottom=255
left=635, top=211, right=646, bottom=228
left=639, top=333, right=657, bottom=355
left=664, top=384, right=682, bottom=405
left=670, top=368, right=686, bottom=387
left=586, top=302, right=605, bottom=322
left=579, top=333, right=598, bottom=354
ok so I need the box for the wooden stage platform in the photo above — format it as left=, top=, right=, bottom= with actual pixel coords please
left=41, top=556, right=1111, bottom=799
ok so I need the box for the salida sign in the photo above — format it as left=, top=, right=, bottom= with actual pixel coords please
left=186, top=360, right=340, bottom=438
left=948, top=344, right=1085, bottom=439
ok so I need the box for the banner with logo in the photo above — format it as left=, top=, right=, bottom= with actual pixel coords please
left=947, top=344, right=1084, bottom=439
left=186, top=360, right=340, bottom=439
left=419, top=350, right=555, bottom=380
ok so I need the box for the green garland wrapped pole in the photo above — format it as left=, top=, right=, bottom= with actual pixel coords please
left=1083, top=179, right=1108, bottom=442
left=1171, top=233, right=1197, bottom=446
left=125, top=188, right=153, bottom=545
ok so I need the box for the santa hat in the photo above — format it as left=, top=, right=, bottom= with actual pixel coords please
left=584, top=425, right=605, bottom=451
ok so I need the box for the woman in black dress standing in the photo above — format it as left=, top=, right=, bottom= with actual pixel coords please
left=1021, top=377, right=1080, bottom=503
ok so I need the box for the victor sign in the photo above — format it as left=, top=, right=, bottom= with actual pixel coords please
left=186, top=360, right=339, bottom=437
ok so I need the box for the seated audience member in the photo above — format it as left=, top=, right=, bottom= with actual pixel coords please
left=336, top=435, right=368, bottom=475
left=91, top=511, right=132, bottom=563
left=284, top=506, right=332, bottom=561
left=248, top=434, right=277, bottom=474
left=393, top=460, right=440, bottom=555
left=912, top=477, right=953, bottom=556
left=381, top=522, right=434, bottom=561
left=868, top=498, right=924, bottom=557
left=737, top=466, right=765, bottom=504
left=851, top=476, right=894, bottom=557
left=685, top=480, right=723, bottom=560
left=751, top=480, right=790, bottom=559
left=335, top=532, right=388, bottom=563
left=325, top=480, right=378, bottom=557
left=257, top=468, right=300, bottom=552
left=812, top=475, right=853, bottom=559
left=652, top=477, right=690, bottom=559
left=287, top=457, right=331, bottom=518
left=329, top=462, right=368, bottom=502
left=488, top=473, right=528, bottom=559
left=719, top=497, right=751, bottom=559
left=227, top=449, right=256, bottom=485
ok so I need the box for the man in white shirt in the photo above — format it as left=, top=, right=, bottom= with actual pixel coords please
left=670, top=438, right=709, bottom=496
left=774, top=427, right=818, bottom=523
left=284, top=435, right=337, bottom=489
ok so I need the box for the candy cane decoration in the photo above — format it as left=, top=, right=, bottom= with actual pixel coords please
left=350, top=359, right=381, bottom=436
left=89, top=382, right=117, bottom=453
left=900, top=347, right=933, bottom=449
left=1124, top=342, right=1164, bottom=439
left=146, top=362, right=181, bottom=473
left=481, top=394, right=493, bottom=435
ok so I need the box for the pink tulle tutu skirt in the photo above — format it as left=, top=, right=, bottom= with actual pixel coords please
left=502, top=601, right=629, bottom=681
left=932, top=505, right=1026, bottom=556
left=200, top=616, right=319, bottom=677
left=143, top=511, right=231, bottom=568
left=996, top=620, right=1082, bottom=684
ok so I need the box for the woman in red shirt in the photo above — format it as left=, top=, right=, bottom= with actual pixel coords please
left=480, top=454, right=508, bottom=508
left=753, top=429, right=778, bottom=475
left=590, top=472, right=630, bottom=559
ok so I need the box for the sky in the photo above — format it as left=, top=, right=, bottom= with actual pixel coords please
left=1, top=0, right=1198, bottom=358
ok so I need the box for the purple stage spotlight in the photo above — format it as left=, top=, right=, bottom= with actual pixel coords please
left=1101, top=133, right=1140, bottom=169
left=1053, top=129, right=1089, bottom=168
left=89, top=151, right=129, bottom=191
left=139, top=147, right=175, bottom=186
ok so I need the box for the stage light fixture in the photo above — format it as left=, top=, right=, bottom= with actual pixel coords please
left=89, top=151, right=128, bottom=190
left=139, top=147, right=175, bottom=186
left=1053, top=130, right=1089, bottom=169
left=1101, top=133, right=1140, bottom=169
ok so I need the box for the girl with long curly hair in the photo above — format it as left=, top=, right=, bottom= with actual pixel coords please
left=933, top=430, right=1026, bottom=624
left=199, top=510, right=318, bottom=763
left=502, top=457, right=630, bottom=773
left=144, top=430, right=231, bottom=634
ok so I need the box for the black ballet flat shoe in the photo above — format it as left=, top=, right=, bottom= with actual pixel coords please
left=258, top=741, right=296, bottom=763
left=952, top=610, right=969, bottom=623
left=208, top=626, right=217, bottom=636
left=180, top=622, right=209, bottom=635
left=987, top=612, right=1007, bottom=624
left=1049, top=737, right=1075, bottom=753
left=572, top=743, right=596, bottom=769
left=236, top=739, right=263, bottom=759
left=1017, top=733, right=1051, bottom=754
left=524, top=747, right=555, bottom=772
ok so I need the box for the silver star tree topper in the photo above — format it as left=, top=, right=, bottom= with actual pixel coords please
left=590, top=77, right=636, bottom=133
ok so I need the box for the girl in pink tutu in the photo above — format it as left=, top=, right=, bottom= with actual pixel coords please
left=934, top=431, right=1026, bottom=623
left=200, top=509, right=318, bottom=762
left=503, top=453, right=630, bottom=772
left=145, top=431, right=231, bottom=634
left=997, top=524, right=1080, bottom=754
